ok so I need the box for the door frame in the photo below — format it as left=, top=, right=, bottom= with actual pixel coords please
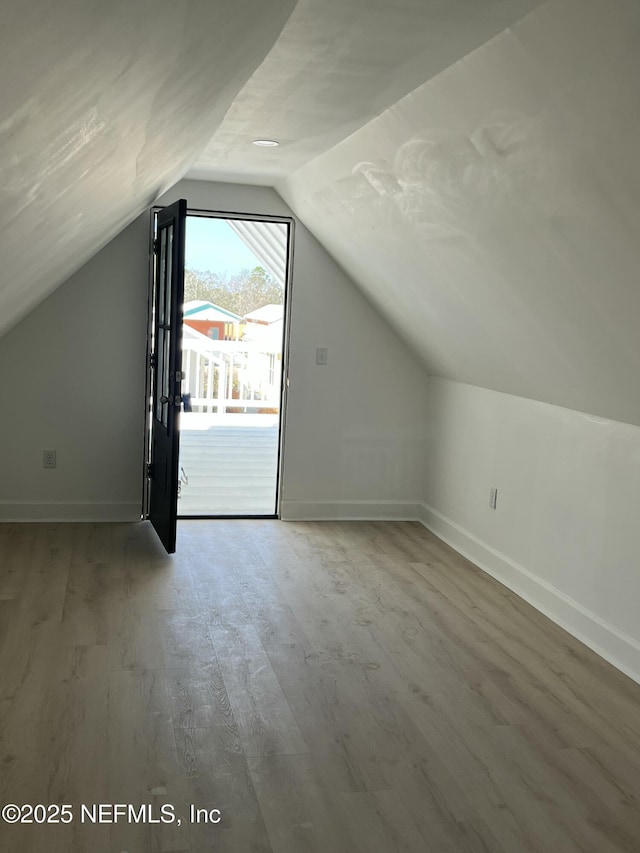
left=142, top=205, right=295, bottom=521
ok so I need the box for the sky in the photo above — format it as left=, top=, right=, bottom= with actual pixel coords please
left=185, top=216, right=260, bottom=274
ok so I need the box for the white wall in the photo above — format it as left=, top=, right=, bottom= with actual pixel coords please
left=159, top=180, right=430, bottom=520
left=422, top=377, right=640, bottom=683
left=0, top=179, right=429, bottom=521
left=0, top=214, right=150, bottom=520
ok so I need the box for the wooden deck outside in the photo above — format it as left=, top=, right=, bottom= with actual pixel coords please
left=177, top=413, right=280, bottom=516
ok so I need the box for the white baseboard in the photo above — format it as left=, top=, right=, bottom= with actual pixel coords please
left=417, top=503, right=640, bottom=686
left=280, top=500, right=421, bottom=522
left=0, top=502, right=142, bottom=522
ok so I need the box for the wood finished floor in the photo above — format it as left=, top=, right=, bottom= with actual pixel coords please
left=0, top=520, right=639, bottom=852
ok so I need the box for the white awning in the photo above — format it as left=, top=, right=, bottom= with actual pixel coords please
left=227, top=219, right=288, bottom=286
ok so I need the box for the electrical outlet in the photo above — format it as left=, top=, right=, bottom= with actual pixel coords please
left=43, top=450, right=57, bottom=469
left=489, top=487, right=498, bottom=509
left=316, top=347, right=328, bottom=365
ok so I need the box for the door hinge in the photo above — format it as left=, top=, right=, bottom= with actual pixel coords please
left=149, top=352, right=157, bottom=368
left=152, top=238, right=159, bottom=255
left=146, top=463, right=154, bottom=479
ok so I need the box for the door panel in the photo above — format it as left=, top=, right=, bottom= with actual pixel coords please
left=148, top=199, right=186, bottom=553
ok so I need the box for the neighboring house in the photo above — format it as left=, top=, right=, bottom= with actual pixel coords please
left=243, top=316, right=283, bottom=350
left=243, top=303, right=284, bottom=326
left=243, top=303, right=284, bottom=347
left=183, top=300, right=242, bottom=340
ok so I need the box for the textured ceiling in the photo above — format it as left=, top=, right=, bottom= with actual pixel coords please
left=189, top=0, right=545, bottom=184
left=3, top=0, right=636, bottom=427
left=280, top=0, right=640, bottom=425
left=0, top=0, right=544, bottom=339
left=0, top=0, right=295, bottom=338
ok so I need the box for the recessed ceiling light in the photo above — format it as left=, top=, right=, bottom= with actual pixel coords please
left=252, top=138, right=280, bottom=147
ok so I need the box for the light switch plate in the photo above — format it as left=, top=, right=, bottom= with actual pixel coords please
left=316, top=347, right=328, bottom=365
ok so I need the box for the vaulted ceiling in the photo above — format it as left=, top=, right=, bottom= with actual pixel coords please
left=189, top=0, right=545, bottom=183
left=0, top=0, right=296, bottom=337
left=280, top=0, right=640, bottom=425
left=2, top=0, right=638, bottom=425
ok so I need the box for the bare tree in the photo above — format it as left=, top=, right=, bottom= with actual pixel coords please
left=184, top=266, right=282, bottom=316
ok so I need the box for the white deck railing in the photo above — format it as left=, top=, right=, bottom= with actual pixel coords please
left=181, top=334, right=282, bottom=413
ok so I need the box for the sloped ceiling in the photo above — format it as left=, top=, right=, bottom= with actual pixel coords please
left=0, top=0, right=543, bottom=340
left=189, top=0, right=545, bottom=184
left=0, top=0, right=296, bottom=338
left=280, top=0, right=640, bottom=426
left=3, top=0, right=638, bottom=427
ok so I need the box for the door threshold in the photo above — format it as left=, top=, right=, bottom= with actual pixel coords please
left=178, top=514, right=278, bottom=520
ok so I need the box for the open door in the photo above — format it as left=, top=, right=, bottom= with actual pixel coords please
left=148, top=199, right=187, bottom=553
left=176, top=212, right=293, bottom=517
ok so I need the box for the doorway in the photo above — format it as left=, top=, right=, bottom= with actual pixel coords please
left=176, top=210, right=292, bottom=517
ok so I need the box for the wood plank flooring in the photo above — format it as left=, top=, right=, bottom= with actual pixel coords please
left=0, top=519, right=639, bottom=852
